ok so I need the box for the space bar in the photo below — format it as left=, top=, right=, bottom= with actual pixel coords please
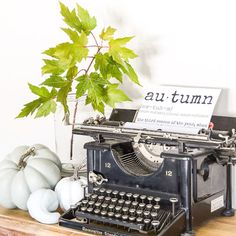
left=75, top=211, right=144, bottom=231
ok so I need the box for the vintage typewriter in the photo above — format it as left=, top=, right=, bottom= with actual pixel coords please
left=59, top=109, right=236, bottom=236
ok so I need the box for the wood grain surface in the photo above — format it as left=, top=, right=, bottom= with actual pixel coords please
left=0, top=206, right=235, bottom=236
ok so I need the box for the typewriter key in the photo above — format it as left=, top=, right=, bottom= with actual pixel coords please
left=119, top=191, right=125, bottom=199
left=136, top=209, right=143, bottom=217
left=131, top=201, right=139, bottom=208
left=115, top=205, right=122, bottom=213
left=106, top=189, right=112, bottom=196
left=122, top=214, right=129, bottom=221
left=91, top=194, right=98, bottom=201
left=126, top=193, right=132, bottom=200
left=169, top=198, right=178, bottom=216
left=101, top=203, right=108, bottom=210
left=143, top=210, right=151, bottom=218
left=81, top=206, right=87, bottom=212
left=85, top=193, right=91, bottom=199
left=151, top=211, right=158, bottom=219
left=136, top=217, right=143, bottom=223
left=82, top=199, right=88, bottom=206
left=112, top=190, right=119, bottom=198
left=118, top=199, right=125, bottom=206
left=154, top=197, right=161, bottom=204
left=108, top=211, right=115, bottom=218
left=98, top=195, right=105, bottom=202
left=124, top=200, right=131, bottom=207
left=153, top=204, right=160, bottom=211
left=87, top=207, right=93, bottom=213
left=95, top=202, right=101, bottom=208
left=101, top=210, right=107, bottom=217
left=122, top=207, right=129, bottom=214
left=129, top=216, right=136, bottom=222
left=144, top=218, right=151, bottom=231
left=147, top=196, right=154, bottom=204
left=140, top=195, right=147, bottom=203
left=139, top=202, right=146, bottom=210
left=94, top=208, right=100, bottom=214
left=133, top=193, right=139, bottom=201
left=151, top=220, right=160, bottom=232
left=93, top=187, right=99, bottom=193
left=105, top=196, right=111, bottom=203
left=99, top=188, right=106, bottom=195
left=115, top=213, right=121, bottom=219
left=146, top=204, right=153, bottom=211
left=111, top=198, right=118, bottom=204
left=129, top=208, right=136, bottom=216
left=108, top=204, right=115, bottom=211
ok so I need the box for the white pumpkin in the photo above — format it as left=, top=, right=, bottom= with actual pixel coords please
left=55, top=176, right=87, bottom=211
left=27, top=188, right=60, bottom=224
left=0, top=144, right=61, bottom=210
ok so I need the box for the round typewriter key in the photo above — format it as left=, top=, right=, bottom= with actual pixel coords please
left=129, top=208, right=136, bottom=216
left=169, top=197, right=178, bottom=216
left=106, top=189, right=112, bottom=196
left=133, top=193, right=139, bottom=201
left=87, top=207, right=93, bottom=213
left=94, top=208, right=100, bottom=214
left=81, top=206, right=87, bottom=212
left=147, top=196, right=154, bottom=203
left=101, top=203, right=108, bottom=210
left=138, top=202, right=146, bottom=210
left=101, top=210, right=107, bottom=217
left=151, top=220, right=160, bottom=232
left=129, top=216, right=136, bottom=222
left=115, top=205, right=122, bottom=213
left=143, top=210, right=150, bottom=218
left=119, top=191, right=126, bottom=199
left=88, top=200, right=95, bottom=206
left=99, top=188, right=106, bottom=195
left=115, top=213, right=121, bottom=219
left=122, top=207, right=129, bottom=214
left=91, top=194, right=98, bottom=201
left=111, top=198, right=118, bottom=204
left=153, top=204, right=160, bottom=211
left=108, top=204, right=115, bottom=211
left=136, top=217, right=143, bottom=223
left=131, top=201, right=139, bottom=208
left=154, top=197, right=161, bottom=204
left=140, top=195, right=147, bottom=203
left=108, top=211, right=115, bottom=218
left=82, top=199, right=88, bottom=206
left=136, top=209, right=143, bottom=217
left=112, top=190, right=119, bottom=198
left=124, top=200, right=131, bottom=207
left=126, top=192, right=132, bottom=200
left=146, top=204, right=153, bottom=211
left=95, top=202, right=101, bottom=208
left=98, top=195, right=105, bottom=202
left=122, top=215, right=129, bottom=221
left=151, top=211, right=158, bottom=219
left=105, top=196, right=111, bottom=203
left=118, top=199, right=125, bottom=206
left=85, top=193, right=91, bottom=199
left=144, top=218, right=151, bottom=231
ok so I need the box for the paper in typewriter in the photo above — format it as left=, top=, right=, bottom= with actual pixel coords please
left=129, top=86, right=221, bottom=134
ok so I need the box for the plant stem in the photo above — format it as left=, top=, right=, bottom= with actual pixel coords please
left=70, top=32, right=102, bottom=160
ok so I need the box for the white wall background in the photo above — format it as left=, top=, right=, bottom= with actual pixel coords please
left=0, top=0, right=236, bottom=205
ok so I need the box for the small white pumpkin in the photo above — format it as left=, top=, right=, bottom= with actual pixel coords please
left=55, top=175, right=87, bottom=211
left=0, top=144, right=61, bottom=210
left=27, top=188, right=60, bottom=224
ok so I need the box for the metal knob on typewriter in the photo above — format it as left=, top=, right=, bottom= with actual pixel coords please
left=151, top=220, right=160, bottom=232
left=126, top=192, right=133, bottom=200
left=154, top=197, right=161, bottom=205
left=133, top=193, right=139, bottom=202
left=147, top=196, right=154, bottom=204
left=106, top=189, right=112, bottom=196
left=119, top=191, right=126, bottom=199
left=112, top=190, right=119, bottom=198
left=140, top=195, right=147, bottom=203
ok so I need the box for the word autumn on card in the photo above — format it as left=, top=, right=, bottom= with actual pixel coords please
left=135, top=86, right=221, bottom=134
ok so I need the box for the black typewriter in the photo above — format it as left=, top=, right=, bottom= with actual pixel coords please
left=59, top=109, right=236, bottom=236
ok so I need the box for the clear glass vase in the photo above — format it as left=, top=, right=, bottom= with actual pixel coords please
left=54, top=94, right=112, bottom=169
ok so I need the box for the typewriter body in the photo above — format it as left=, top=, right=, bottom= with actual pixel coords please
left=60, top=109, right=236, bottom=236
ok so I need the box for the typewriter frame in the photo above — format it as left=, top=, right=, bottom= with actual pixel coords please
left=59, top=110, right=236, bottom=236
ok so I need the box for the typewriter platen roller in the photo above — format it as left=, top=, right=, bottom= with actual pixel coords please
left=59, top=109, right=236, bottom=236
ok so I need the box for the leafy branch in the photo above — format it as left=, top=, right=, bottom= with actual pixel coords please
left=17, top=2, right=140, bottom=119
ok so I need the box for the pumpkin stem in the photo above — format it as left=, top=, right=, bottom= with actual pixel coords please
left=18, top=147, right=36, bottom=169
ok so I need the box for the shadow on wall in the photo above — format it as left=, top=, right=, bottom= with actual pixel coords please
left=106, top=4, right=159, bottom=100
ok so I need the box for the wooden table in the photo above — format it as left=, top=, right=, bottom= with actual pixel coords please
left=0, top=206, right=236, bottom=236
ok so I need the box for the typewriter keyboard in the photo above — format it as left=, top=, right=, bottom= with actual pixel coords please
left=73, top=187, right=181, bottom=235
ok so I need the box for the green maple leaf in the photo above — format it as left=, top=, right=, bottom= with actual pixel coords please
left=120, top=62, right=140, bottom=85
left=66, top=66, right=78, bottom=80
left=77, top=4, right=97, bottom=34
left=60, top=2, right=82, bottom=32
left=61, top=28, right=80, bottom=43
left=109, top=37, right=138, bottom=65
left=28, top=83, right=51, bottom=98
left=75, top=74, right=89, bottom=98
left=100, top=26, right=116, bottom=41
left=35, top=100, right=57, bottom=118
left=41, top=59, right=68, bottom=75
left=16, top=98, right=43, bottom=118
left=105, top=84, right=131, bottom=107
left=41, top=75, right=70, bottom=88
